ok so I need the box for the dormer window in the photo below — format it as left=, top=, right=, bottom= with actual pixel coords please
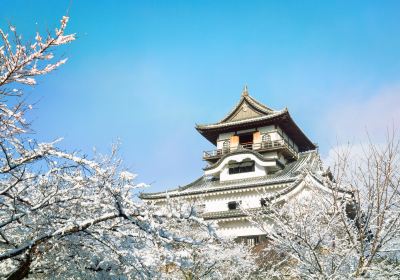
left=228, top=160, right=255, bottom=174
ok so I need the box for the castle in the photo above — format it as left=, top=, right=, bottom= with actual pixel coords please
left=141, top=87, right=331, bottom=246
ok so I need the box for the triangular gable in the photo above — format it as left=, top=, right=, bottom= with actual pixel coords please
left=226, top=99, right=264, bottom=122
left=219, top=95, right=274, bottom=123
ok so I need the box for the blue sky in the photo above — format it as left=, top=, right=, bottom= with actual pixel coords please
left=1, top=1, right=400, bottom=192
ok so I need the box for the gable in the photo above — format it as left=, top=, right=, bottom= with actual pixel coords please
left=226, top=101, right=264, bottom=122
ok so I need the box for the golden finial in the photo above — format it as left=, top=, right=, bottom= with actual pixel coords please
left=242, top=85, right=249, bottom=96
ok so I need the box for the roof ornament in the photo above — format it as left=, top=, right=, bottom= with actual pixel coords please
left=242, top=85, right=249, bottom=96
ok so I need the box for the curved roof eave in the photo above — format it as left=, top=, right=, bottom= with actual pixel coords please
left=141, top=150, right=320, bottom=200
left=140, top=177, right=297, bottom=200
left=279, top=111, right=316, bottom=151
left=195, top=109, right=287, bottom=131
left=203, top=149, right=277, bottom=171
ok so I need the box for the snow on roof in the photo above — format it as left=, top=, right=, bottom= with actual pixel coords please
left=140, top=150, right=321, bottom=199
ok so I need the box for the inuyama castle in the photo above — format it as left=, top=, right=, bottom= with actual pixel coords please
left=141, top=87, right=333, bottom=246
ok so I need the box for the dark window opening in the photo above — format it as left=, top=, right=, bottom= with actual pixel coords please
left=260, top=198, right=267, bottom=207
left=260, top=197, right=272, bottom=207
left=228, top=201, right=240, bottom=210
left=229, top=160, right=255, bottom=174
left=239, top=133, right=253, bottom=145
left=210, top=176, right=219, bottom=182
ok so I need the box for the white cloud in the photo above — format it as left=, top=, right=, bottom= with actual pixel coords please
left=325, top=85, right=400, bottom=141
left=322, top=84, right=400, bottom=168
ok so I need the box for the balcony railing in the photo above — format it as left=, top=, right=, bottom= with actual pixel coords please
left=203, top=139, right=298, bottom=161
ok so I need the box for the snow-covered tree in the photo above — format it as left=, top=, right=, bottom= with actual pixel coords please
left=0, top=17, right=256, bottom=279
left=156, top=203, right=258, bottom=280
left=251, top=134, right=400, bottom=279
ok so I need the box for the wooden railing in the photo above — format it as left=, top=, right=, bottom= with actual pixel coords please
left=203, top=139, right=298, bottom=160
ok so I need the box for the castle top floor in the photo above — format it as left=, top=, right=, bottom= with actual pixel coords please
left=196, top=87, right=316, bottom=166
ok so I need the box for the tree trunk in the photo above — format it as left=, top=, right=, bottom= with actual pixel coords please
left=7, top=254, right=31, bottom=280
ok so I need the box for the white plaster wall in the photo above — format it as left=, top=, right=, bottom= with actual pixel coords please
left=148, top=185, right=292, bottom=238
left=216, top=132, right=234, bottom=149
left=146, top=174, right=329, bottom=239
left=259, top=126, right=300, bottom=153
left=204, top=153, right=275, bottom=176
left=220, top=161, right=265, bottom=181
left=205, top=153, right=276, bottom=181
left=155, top=200, right=269, bottom=238
left=218, top=132, right=235, bottom=141
left=258, top=126, right=281, bottom=142
left=258, top=125, right=274, bottom=133
left=201, top=189, right=273, bottom=213
left=217, top=132, right=234, bottom=141
left=260, top=151, right=278, bottom=159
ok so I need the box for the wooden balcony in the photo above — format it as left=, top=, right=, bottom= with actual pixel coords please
left=203, top=139, right=298, bottom=161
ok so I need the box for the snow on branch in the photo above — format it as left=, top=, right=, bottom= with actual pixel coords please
left=0, top=15, right=257, bottom=280
left=0, top=16, right=75, bottom=89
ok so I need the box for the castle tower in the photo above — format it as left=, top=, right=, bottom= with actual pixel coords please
left=197, top=86, right=315, bottom=179
left=141, top=87, right=327, bottom=245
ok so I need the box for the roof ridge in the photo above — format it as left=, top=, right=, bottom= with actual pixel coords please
left=217, top=95, right=246, bottom=123
left=245, top=94, right=275, bottom=112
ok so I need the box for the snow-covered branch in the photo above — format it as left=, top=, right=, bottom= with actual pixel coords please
left=0, top=16, right=75, bottom=88
left=0, top=16, right=255, bottom=280
left=249, top=133, right=400, bottom=279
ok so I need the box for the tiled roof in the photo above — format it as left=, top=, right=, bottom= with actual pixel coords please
left=140, top=150, right=321, bottom=199
left=202, top=207, right=270, bottom=220
left=196, top=110, right=287, bottom=130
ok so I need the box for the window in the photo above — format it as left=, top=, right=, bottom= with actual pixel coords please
left=227, top=200, right=241, bottom=210
left=262, top=134, right=271, bottom=143
left=222, top=140, right=230, bottom=153
left=239, top=133, right=253, bottom=145
left=228, top=160, right=255, bottom=174
left=260, top=198, right=267, bottom=207
left=196, top=204, right=206, bottom=214
left=262, top=134, right=272, bottom=149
